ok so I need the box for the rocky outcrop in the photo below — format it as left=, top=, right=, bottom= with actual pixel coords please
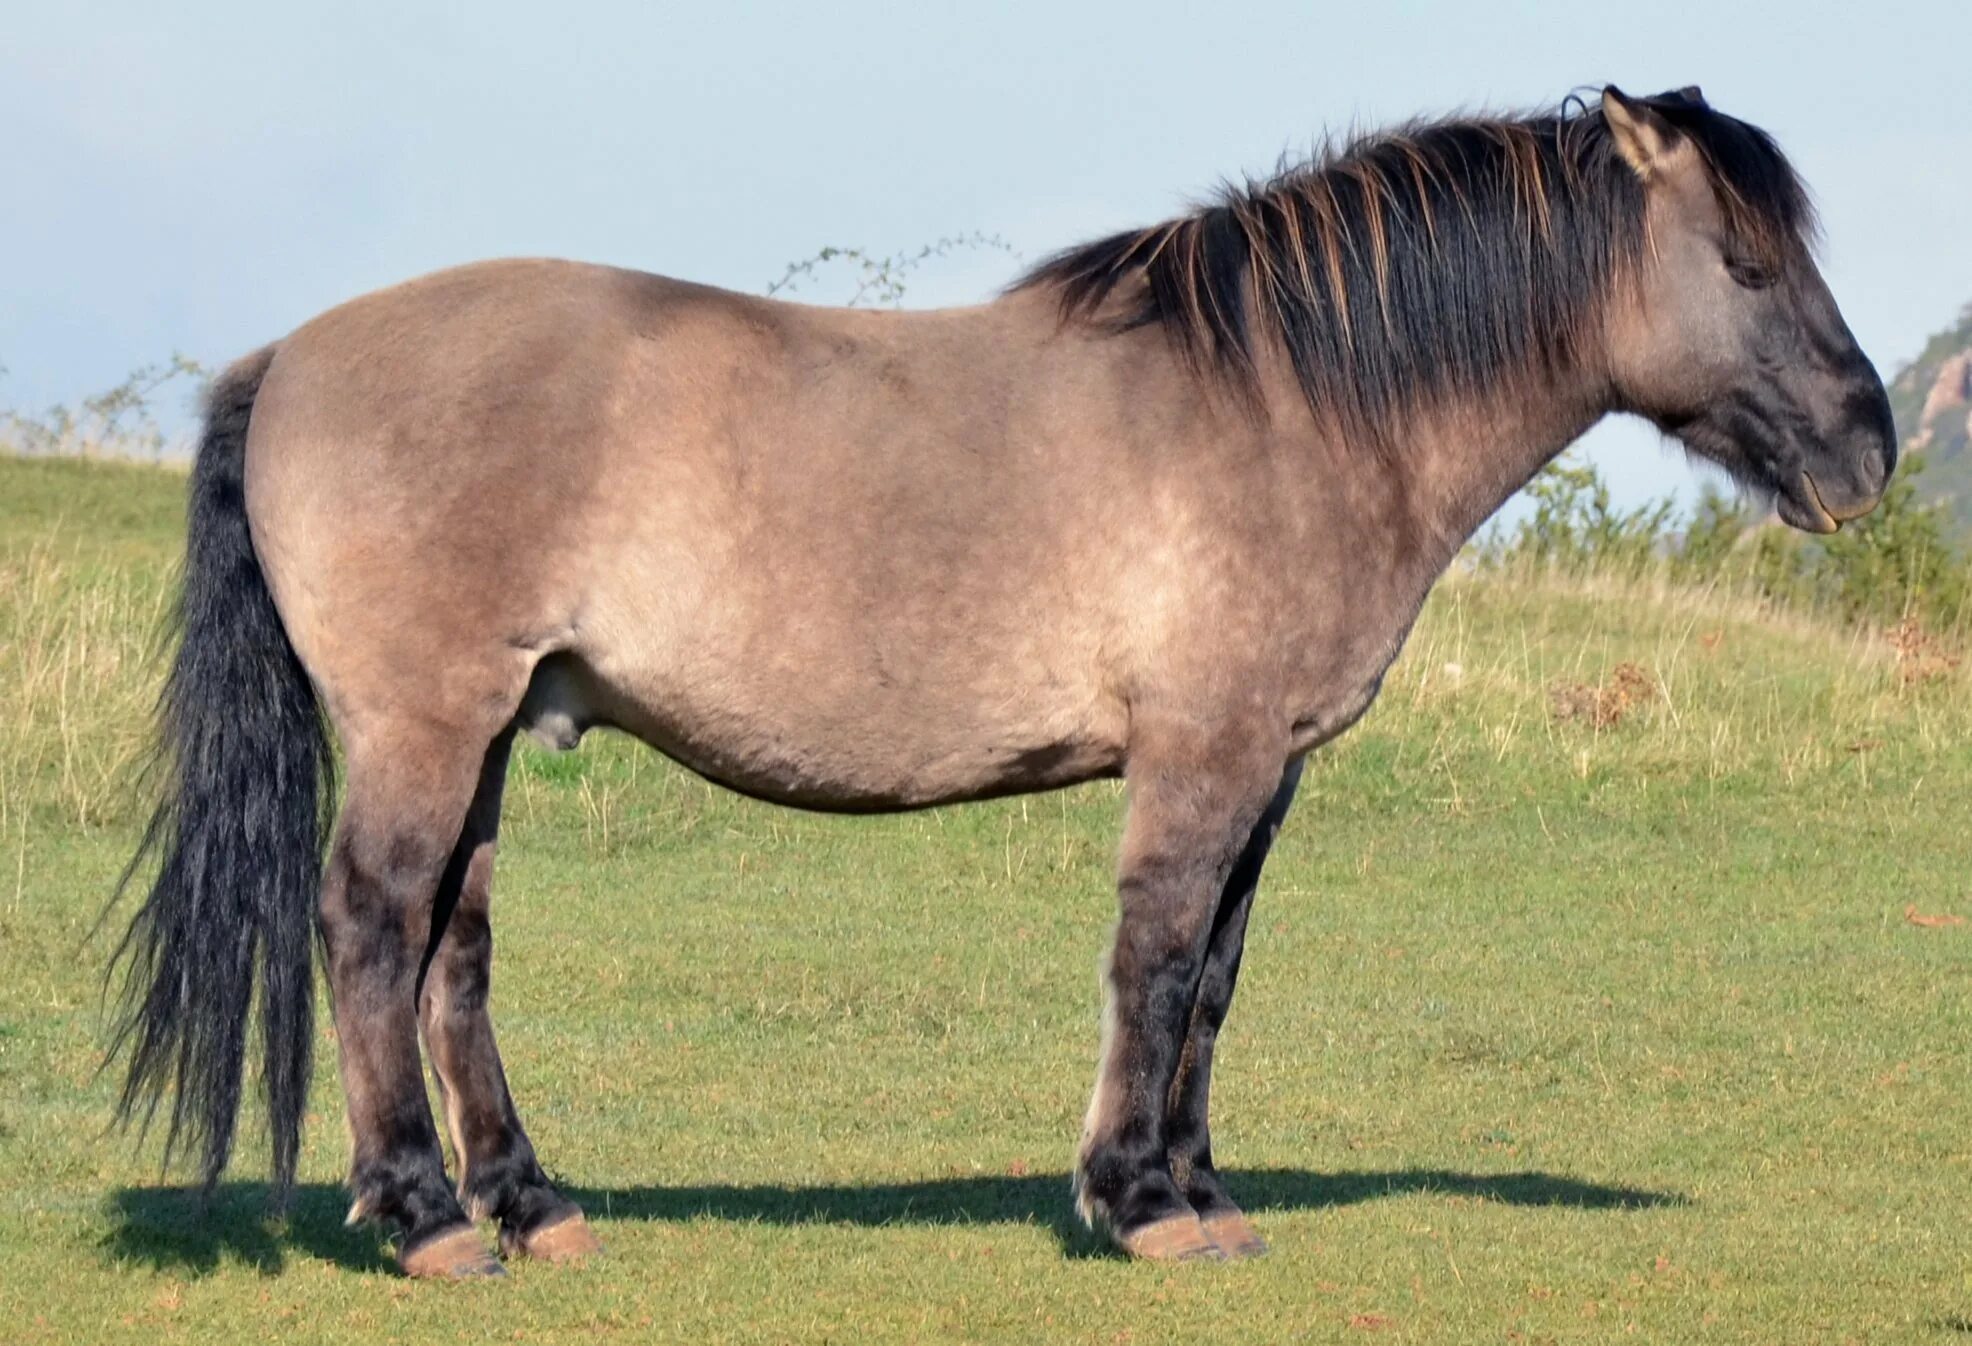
left=1888, top=304, right=1972, bottom=533
left=1912, top=349, right=1971, bottom=450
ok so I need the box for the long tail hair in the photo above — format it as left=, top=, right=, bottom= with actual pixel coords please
left=107, top=345, right=334, bottom=1199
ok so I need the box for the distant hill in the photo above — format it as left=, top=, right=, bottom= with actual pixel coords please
left=1889, top=303, right=1972, bottom=532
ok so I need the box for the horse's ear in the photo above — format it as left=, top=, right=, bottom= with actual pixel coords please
left=1601, top=85, right=1680, bottom=181
left=1676, top=84, right=1706, bottom=106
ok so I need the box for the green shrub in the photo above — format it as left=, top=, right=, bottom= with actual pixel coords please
left=1482, top=452, right=1970, bottom=636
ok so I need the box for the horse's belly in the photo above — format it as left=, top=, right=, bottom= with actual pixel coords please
left=517, top=645, right=1127, bottom=811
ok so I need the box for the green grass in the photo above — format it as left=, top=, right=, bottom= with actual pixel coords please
left=2, top=454, right=1970, bottom=1343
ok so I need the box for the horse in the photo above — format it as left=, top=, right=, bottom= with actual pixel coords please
left=108, top=85, right=1895, bottom=1275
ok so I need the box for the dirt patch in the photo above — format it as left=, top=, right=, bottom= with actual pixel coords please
left=1888, top=619, right=1962, bottom=688
left=1549, top=661, right=1657, bottom=729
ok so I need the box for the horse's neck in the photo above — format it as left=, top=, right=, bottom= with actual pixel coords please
left=1219, top=307, right=1613, bottom=573
left=1376, top=378, right=1612, bottom=569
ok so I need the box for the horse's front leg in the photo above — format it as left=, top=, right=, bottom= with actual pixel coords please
left=1163, top=756, right=1304, bottom=1258
left=1074, top=715, right=1288, bottom=1261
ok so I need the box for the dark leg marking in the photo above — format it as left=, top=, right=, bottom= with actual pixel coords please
left=321, top=730, right=502, bottom=1278
left=1075, top=721, right=1288, bottom=1261
left=1165, top=757, right=1303, bottom=1258
left=419, top=728, right=600, bottom=1263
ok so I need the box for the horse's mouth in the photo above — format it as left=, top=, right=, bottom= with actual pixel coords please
left=1775, top=472, right=1840, bottom=535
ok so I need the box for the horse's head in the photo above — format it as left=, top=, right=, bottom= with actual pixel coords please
left=1600, top=86, right=1894, bottom=533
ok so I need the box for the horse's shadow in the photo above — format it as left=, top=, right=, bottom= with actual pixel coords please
left=103, top=1166, right=1685, bottom=1276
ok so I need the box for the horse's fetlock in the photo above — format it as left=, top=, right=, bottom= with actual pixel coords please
left=1075, top=1138, right=1191, bottom=1236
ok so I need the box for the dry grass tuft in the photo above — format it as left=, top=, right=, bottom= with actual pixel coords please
left=0, top=535, right=170, bottom=834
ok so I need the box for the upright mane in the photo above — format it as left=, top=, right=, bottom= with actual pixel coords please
left=1014, top=91, right=1815, bottom=447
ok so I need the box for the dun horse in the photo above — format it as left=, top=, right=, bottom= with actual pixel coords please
left=111, top=87, right=1894, bottom=1274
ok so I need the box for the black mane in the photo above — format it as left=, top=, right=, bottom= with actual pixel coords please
left=1015, top=91, right=1815, bottom=447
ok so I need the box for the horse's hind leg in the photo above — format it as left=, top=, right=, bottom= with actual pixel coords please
left=419, top=728, right=601, bottom=1263
left=1162, top=757, right=1304, bottom=1259
left=1075, top=716, right=1287, bottom=1261
left=322, top=719, right=510, bottom=1279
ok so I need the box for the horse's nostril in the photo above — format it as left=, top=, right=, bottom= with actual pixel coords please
left=1863, top=440, right=1892, bottom=494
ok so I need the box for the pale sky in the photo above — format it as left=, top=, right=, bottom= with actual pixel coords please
left=5, top=1, right=1968, bottom=512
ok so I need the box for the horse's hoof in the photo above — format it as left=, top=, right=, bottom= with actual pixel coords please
left=1116, top=1213, right=1224, bottom=1262
left=400, top=1226, right=505, bottom=1280
left=1200, top=1210, right=1268, bottom=1259
left=501, top=1214, right=605, bottom=1264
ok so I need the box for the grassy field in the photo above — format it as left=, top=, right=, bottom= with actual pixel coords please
left=1, top=453, right=1969, bottom=1343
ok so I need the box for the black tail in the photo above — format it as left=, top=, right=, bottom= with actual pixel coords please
left=108, top=344, right=333, bottom=1199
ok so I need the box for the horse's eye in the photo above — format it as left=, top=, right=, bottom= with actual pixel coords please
left=1726, top=257, right=1778, bottom=290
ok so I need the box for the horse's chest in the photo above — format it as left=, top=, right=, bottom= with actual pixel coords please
left=1282, top=576, right=1435, bottom=755
left=1285, top=656, right=1396, bottom=756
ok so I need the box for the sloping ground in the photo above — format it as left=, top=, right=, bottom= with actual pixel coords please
left=2, top=455, right=1969, bottom=1344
